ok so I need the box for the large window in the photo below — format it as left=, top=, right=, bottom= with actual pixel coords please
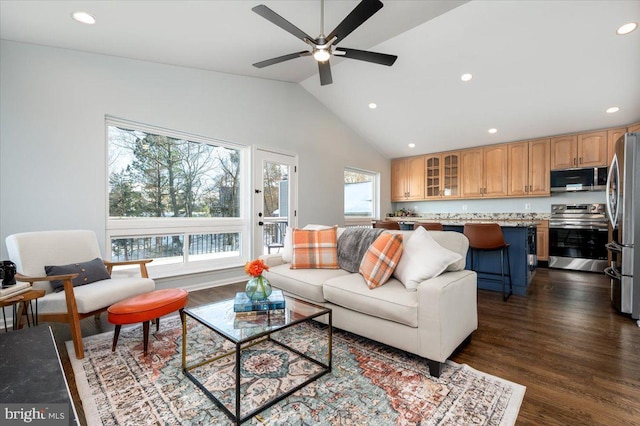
left=107, top=118, right=247, bottom=276
left=344, top=168, right=378, bottom=226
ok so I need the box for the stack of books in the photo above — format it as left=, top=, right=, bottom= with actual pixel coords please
left=0, top=282, right=30, bottom=301
left=233, top=289, right=286, bottom=312
left=233, top=289, right=286, bottom=328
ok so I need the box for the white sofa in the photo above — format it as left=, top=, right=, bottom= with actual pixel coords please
left=260, top=229, right=478, bottom=377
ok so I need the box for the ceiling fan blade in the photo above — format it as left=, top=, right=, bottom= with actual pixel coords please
left=335, top=48, right=397, bottom=66
left=253, top=51, right=311, bottom=68
left=326, top=0, right=383, bottom=45
left=252, top=5, right=315, bottom=43
left=318, top=61, right=333, bottom=86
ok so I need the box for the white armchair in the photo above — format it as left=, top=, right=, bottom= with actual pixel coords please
left=5, top=230, right=155, bottom=359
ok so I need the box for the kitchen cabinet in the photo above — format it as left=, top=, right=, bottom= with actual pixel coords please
left=508, top=139, right=550, bottom=196
left=607, top=127, right=626, bottom=166
left=537, top=220, right=549, bottom=262
left=577, top=131, right=608, bottom=167
left=551, top=131, right=607, bottom=170
left=461, top=145, right=508, bottom=198
left=391, top=156, right=425, bottom=201
left=424, top=151, right=460, bottom=199
left=628, top=122, right=640, bottom=133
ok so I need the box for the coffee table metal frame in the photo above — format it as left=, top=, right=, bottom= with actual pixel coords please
left=181, top=296, right=332, bottom=425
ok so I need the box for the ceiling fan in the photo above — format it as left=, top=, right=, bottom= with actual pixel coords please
left=252, top=0, right=398, bottom=86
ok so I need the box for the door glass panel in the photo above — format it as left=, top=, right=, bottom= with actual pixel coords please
left=262, top=161, right=290, bottom=256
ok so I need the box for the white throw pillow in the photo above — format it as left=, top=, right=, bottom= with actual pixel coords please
left=282, top=224, right=333, bottom=263
left=393, top=226, right=462, bottom=291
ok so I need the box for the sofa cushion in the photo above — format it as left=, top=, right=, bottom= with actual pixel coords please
left=264, top=264, right=349, bottom=303
left=37, top=277, right=155, bottom=314
left=291, top=227, right=339, bottom=269
left=323, top=274, right=418, bottom=327
left=393, top=227, right=462, bottom=291
left=359, top=233, right=403, bottom=289
left=337, top=227, right=384, bottom=273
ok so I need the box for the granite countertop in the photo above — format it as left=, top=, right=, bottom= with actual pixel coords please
left=396, top=219, right=539, bottom=227
left=387, top=213, right=549, bottom=228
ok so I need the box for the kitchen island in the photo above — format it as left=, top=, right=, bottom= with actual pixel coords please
left=394, top=219, right=538, bottom=296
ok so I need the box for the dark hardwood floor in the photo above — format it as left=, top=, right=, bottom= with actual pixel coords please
left=46, top=269, right=640, bottom=425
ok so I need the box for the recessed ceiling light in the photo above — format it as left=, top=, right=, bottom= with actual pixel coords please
left=617, top=22, right=638, bottom=35
left=408, top=143, right=416, bottom=148
left=606, top=106, right=620, bottom=114
left=368, top=103, right=377, bottom=109
left=488, top=128, right=498, bottom=134
left=72, top=11, right=96, bottom=25
left=461, top=73, right=473, bottom=82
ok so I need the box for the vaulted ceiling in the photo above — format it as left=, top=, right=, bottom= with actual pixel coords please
left=1, top=0, right=639, bottom=158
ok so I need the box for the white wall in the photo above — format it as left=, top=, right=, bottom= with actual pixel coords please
left=0, top=40, right=391, bottom=287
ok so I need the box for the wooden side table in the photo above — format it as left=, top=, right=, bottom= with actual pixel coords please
left=0, top=289, right=45, bottom=331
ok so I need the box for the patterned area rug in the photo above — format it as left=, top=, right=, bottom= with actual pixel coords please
left=68, top=316, right=525, bottom=425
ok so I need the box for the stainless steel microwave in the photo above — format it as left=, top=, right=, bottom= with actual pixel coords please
left=550, top=167, right=608, bottom=192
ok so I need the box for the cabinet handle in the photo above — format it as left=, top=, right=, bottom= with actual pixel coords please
left=573, top=157, right=577, bottom=166
left=529, top=185, right=533, bottom=192
left=579, top=157, right=583, bottom=164
left=524, top=185, right=528, bottom=193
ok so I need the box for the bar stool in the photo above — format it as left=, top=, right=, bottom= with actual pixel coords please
left=413, top=222, right=444, bottom=231
left=463, top=223, right=513, bottom=301
left=371, top=220, right=400, bottom=230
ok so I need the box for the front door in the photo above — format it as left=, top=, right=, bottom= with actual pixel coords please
left=252, top=147, right=297, bottom=258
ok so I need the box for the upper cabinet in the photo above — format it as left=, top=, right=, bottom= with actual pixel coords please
left=392, top=122, right=635, bottom=203
left=425, top=151, right=460, bottom=199
left=578, top=131, right=608, bottom=167
left=550, top=131, right=607, bottom=170
left=391, top=156, right=425, bottom=201
left=607, top=127, right=626, bottom=166
left=461, top=145, right=508, bottom=198
left=508, top=139, right=550, bottom=196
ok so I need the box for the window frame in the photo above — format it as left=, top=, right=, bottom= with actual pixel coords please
left=343, top=167, right=379, bottom=227
left=105, top=116, right=250, bottom=278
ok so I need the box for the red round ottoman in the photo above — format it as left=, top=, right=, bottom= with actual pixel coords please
left=108, top=288, right=188, bottom=355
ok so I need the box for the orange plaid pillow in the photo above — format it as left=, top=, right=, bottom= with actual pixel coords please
left=291, top=227, right=339, bottom=269
left=359, top=233, right=403, bottom=289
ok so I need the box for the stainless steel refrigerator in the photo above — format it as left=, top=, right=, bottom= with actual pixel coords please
left=605, top=132, right=639, bottom=325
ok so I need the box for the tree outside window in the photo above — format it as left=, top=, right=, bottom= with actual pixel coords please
left=107, top=123, right=244, bottom=265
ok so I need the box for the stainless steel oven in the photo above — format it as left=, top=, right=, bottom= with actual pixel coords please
left=548, top=204, right=609, bottom=272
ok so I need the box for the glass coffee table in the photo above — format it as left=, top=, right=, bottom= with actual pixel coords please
left=181, top=295, right=332, bottom=425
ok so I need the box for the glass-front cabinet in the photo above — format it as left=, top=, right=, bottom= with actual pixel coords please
left=425, top=151, right=460, bottom=199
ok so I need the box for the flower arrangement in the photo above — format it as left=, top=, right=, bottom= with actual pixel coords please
left=244, top=258, right=272, bottom=301
left=244, top=258, right=269, bottom=277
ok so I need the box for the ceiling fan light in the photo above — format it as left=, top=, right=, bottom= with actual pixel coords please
left=313, top=49, right=331, bottom=62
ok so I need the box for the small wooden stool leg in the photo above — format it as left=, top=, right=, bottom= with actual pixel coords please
left=179, top=308, right=185, bottom=324
left=112, top=325, right=121, bottom=352
left=143, top=321, right=150, bottom=356
left=155, top=317, right=160, bottom=332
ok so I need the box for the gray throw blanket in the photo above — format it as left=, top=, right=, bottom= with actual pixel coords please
left=337, top=228, right=385, bottom=273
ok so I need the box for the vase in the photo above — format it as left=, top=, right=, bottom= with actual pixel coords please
left=245, top=275, right=272, bottom=301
